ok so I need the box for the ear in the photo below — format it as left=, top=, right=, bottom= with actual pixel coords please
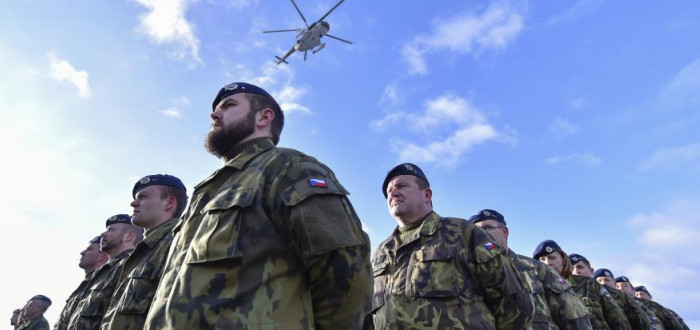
left=164, top=195, right=177, bottom=213
left=502, top=226, right=509, bottom=239
left=256, top=108, right=275, bottom=129
left=423, top=188, right=432, bottom=201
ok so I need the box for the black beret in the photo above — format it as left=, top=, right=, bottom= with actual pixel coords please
left=30, top=295, right=51, bottom=306
left=593, top=268, right=614, bottom=279
left=615, top=276, right=631, bottom=284
left=133, top=174, right=186, bottom=198
left=568, top=253, right=589, bottom=265
left=635, top=286, right=651, bottom=295
left=105, top=214, right=132, bottom=227
left=533, top=240, right=562, bottom=259
left=89, top=236, right=102, bottom=244
left=382, top=163, right=429, bottom=198
left=212, top=82, right=273, bottom=111
left=469, top=209, right=506, bottom=225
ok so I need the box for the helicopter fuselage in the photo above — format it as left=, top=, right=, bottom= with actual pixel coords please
left=295, top=21, right=330, bottom=52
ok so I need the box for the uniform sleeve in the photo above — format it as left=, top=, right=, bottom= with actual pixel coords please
left=273, top=156, right=373, bottom=330
left=598, top=285, right=631, bottom=330
left=468, top=225, right=535, bottom=329
left=622, top=293, right=652, bottom=329
left=540, top=263, right=592, bottom=330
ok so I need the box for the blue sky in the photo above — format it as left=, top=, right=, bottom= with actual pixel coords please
left=2, top=0, right=699, bottom=326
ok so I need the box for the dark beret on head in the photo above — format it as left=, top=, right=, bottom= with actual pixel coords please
left=132, top=174, right=186, bottom=198
left=30, top=295, right=51, bottom=306
left=593, top=268, right=614, bottom=279
left=533, top=240, right=562, bottom=259
left=469, top=209, right=506, bottom=225
left=382, top=163, right=429, bottom=198
left=568, top=253, right=589, bottom=266
left=635, top=286, right=651, bottom=295
left=89, top=236, right=102, bottom=244
left=212, top=82, right=273, bottom=111
left=615, top=276, right=631, bottom=284
left=105, top=214, right=131, bottom=228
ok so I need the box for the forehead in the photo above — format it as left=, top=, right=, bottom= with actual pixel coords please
left=217, top=93, right=250, bottom=107
left=474, top=219, right=500, bottom=227
left=86, top=243, right=101, bottom=251
left=573, top=261, right=589, bottom=268
left=388, top=175, right=418, bottom=186
left=107, top=223, right=129, bottom=231
left=135, top=185, right=162, bottom=196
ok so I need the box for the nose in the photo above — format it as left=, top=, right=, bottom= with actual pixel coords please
left=101, top=230, right=107, bottom=238
left=130, top=199, right=138, bottom=207
left=210, top=110, right=221, bottom=121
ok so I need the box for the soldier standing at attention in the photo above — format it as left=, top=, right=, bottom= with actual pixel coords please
left=54, top=236, right=109, bottom=330
left=534, top=240, right=629, bottom=330
left=101, top=174, right=188, bottom=330
left=144, top=82, right=372, bottom=329
left=68, top=215, right=143, bottom=330
left=369, top=164, right=534, bottom=329
left=470, top=209, right=591, bottom=329
left=17, top=295, right=52, bottom=330
left=616, top=277, right=689, bottom=330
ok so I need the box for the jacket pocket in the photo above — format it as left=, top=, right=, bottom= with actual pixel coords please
left=186, top=189, right=256, bottom=264
left=80, top=280, right=111, bottom=317
left=116, top=263, right=162, bottom=314
left=409, top=246, right=458, bottom=298
left=371, top=254, right=389, bottom=312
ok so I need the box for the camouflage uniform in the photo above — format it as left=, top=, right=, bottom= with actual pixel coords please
left=145, top=138, right=372, bottom=329
left=666, top=308, right=690, bottom=330
left=370, top=211, right=534, bottom=329
left=17, top=316, right=50, bottom=330
left=637, top=299, right=687, bottom=330
left=54, top=271, right=95, bottom=330
left=637, top=301, right=665, bottom=330
left=604, top=287, right=653, bottom=329
left=508, top=250, right=592, bottom=329
left=566, top=275, right=630, bottom=330
left=68, top=249, right=133, bottom=330
left=101, top=218, right=178, bottom=330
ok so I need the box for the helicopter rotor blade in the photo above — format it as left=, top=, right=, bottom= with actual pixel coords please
left=325, top=34, right=352, bottom=44
left=263, top=29, right=299, bottom=33
left=317, top=0, right=345, bottom=23
left=290, top=0, right=308, bottom=28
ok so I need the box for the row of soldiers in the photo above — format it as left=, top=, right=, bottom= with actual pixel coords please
left=10, top=82, right=692, bottom=329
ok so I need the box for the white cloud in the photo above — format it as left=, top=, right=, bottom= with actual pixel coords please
left=638, top=143, right=700, bottom=173
left=162, top=107, right=183, bottom=117
left=374, top=94, right=504, bottom=167
left=549, top=117, right=578, bottom=135
left=545, top=152, right=601, bottom=166
left=47, top=52, right=91, bottom=98
left=658, top=57, right=700, bottom=111
left=276, top=85, right=311, bottom=114
left=131, top=0, right=201, bottom=63
left=402, top=2, right=523, bottom=75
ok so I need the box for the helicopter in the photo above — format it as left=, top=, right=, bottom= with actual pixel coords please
left=263, top=0, right=352, bottom=65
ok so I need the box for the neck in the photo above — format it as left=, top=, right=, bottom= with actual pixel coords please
left=396, top=210, right=431, bottom=227
left=108, top=246, right=132, bottom=260
left=223, top=137, right=269, bottom=161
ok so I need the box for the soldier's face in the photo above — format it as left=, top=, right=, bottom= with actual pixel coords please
left=474, top=219, right=508, bottom=248
left=539, top=252, right=563, bottom=274
left=571, top=261, right=593, bottom=277
left=386, top=175, right=431, bottom=224
left=131, top=185, right=171, bottom=229
left=616, top=281, right=634, bottom=294
left=100, top=224, right=128, bottom=255
left=21, top=301, right=43, bottom=320
left=79, top=243, right=105, bottom=269
left=596, top=276, right=615, bottom=288
left=10, top=311, right=19, bottom=325
left=635, top=291, right=651, bottom=300
left=206, top=93, right=257, bottom=158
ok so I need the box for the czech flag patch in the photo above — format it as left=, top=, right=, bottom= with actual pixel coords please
left=484, top=242, right=496, bottom=250
left=308, top=178, right=328, bottom=188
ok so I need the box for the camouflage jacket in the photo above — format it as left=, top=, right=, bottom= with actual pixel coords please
left=101, top=218, right=178, bottom=330
left=566, top=275, right=630, bottom=330
left=637, top=299, right=687, bottom=330
left=370, top=212, right=535, bottom=329
left=144, top=138, right=372, bottom=329
left=666, top=308, right=690, bottom=330
left=635, top=299, right=664, bottom=330
left=17, top=316, right=50, bottom=330
left=54, top=271, right=94, bottom=330
left=68, top=249, right=133, bottom=330
left=604, top=286, right=652, bottom=329
left=508, top=250, right=592, bottom=330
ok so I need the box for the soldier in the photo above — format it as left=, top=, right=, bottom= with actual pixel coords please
left=370, top=164, right=534, bottom=329
left=635, top=286, right=652, bottom=300
left=144, top=82, right=372, bottom=329
left=11, top=309, right=21, bottom=329
left=68, top=215, right=143, bottom=330
left=101, top=174, right=188, bottom=330
left=17, top=295, right=51, bottom=330
left=54, top=236, right=108, bottom=330
left=534, top=240, right=630, bottom=330
left=581, top=265, right=659, bottom=330
left=470, top=209, right=591, bottom=329
left=616, top=277, right=689, bottom=330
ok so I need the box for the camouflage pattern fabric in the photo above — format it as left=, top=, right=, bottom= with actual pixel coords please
left=508, top=250, right=592, bottom=330
left=144, top=138, right=372, bottom=329
left=54, top=271, right=95, bottom=330
left=17, top=316, right=50, bottom=330
left=68, top=249, right=133, bottom=330
left=370, top=212, right=535, bottom=329
left=636, top=300, right=665, bottom=330
left=566, top=275, right=630, bottom=330
left=637, top=299, right=687, bottom=330
left=666, top=308, right=690, bottom=330
left=605, top=286, right=652, bottom=329
left=101, top=218, right=178, bottom=330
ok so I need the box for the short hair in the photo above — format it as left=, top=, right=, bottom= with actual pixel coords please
left=246, top=93, right=284, bottom=145
left=414, top=176, right=429, bottom=190
left=159, top=186, right=188, bottom=218
left=126, top=224, right=144, bottom=244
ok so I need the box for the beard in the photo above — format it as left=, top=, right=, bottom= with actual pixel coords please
left=205, top=112, right=256, bottom=158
